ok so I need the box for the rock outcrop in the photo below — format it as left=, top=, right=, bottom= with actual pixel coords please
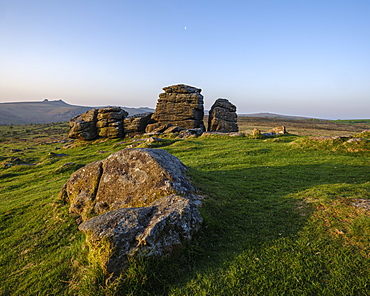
left=124, top=112, right=154, bottom=137
left=68, top=109, right=98, bottom=140
left=69, top=107, right=128, bottom=140
left=60, top=148, right=202, bottom=275
left=96, top=107, right=128, bottom=138
left=146, top=84, right=205, bottom=132
left=60, top=148, right=195, bottom=221
left=208, top=98, right=238, bottom=132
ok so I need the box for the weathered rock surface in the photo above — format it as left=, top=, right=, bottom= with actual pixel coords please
left=69, top=107, right=128, bottom=140
left=59, top=148, right=195, bottom=221
left=145, top=123, right=172, bottom=133
left=79, top=194, right=203, bottom=274
left=178, top=128, right=204, bottom=138
left=147, top=84, right=205, bottom=131
left=208, top=98, right=238, bottom=132
left=124, top=112, right=154, bottom=137
left=96, top=107, right=128, bottom=138
left=68, top=109, right=98, bottom=140
left=268, top=126, right=287, bottom=135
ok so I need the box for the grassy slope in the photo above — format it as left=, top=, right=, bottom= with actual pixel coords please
left=0, top=122, right=369, bottom=295
left=237, top=116, right=369, bottom=136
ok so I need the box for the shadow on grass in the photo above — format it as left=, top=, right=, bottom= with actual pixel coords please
left=107, top=162, right=369, bottom=295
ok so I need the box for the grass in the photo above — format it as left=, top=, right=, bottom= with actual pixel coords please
left=0, top=123, right=370, bottom=295
left=333, top=119, right=370, bottom=128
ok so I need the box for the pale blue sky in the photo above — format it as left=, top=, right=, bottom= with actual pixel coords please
left=0, top=0, right=369, bottom=119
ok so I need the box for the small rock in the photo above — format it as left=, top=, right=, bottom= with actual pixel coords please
left=10, top=149, right=22, bottom=152
left=347, top=138, right=364, bottom=143
left=48, top=152, right=67, bottom=157
left=268, top=126, right=287, bottom=134
left=146, top=137, right=163, bottom=143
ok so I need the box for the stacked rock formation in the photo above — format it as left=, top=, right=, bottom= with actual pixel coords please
left=146, top=84, right=205, bottom=132
left=59, top=148, right=202, bottom=275
left=208, top=98, right=238, bottom=132
left=69, top=107, right=128, bottom=140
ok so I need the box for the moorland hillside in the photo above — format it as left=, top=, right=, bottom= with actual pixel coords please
left=0, top=99, right=154, bottom=125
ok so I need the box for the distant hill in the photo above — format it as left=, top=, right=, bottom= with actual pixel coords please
left=238, top=112, right=321, bottom=121
left=0, top=100, right=154, bottom=125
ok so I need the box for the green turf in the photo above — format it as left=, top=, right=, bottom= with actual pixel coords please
left=1, top=125, right=369, bottom=295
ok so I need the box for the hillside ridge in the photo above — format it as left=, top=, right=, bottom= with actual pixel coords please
left=0, top=100, right=154, bottom=125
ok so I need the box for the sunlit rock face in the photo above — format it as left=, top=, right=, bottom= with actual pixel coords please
left=146, top=84, right=205, bottom=132
left=208, top=98, right=238, bottom=132
left=59, top=148, right=196, bottom=221
left=69, top=107, right=128, bottom=140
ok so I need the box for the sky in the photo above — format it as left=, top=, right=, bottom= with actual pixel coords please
left=0, top=0, right=369, bottom=119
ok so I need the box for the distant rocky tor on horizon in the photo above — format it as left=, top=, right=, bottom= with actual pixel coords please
left=0, top=99, right=154, bottom=125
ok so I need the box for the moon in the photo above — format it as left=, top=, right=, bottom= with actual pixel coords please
left=184, top=27, right=187, bottom=30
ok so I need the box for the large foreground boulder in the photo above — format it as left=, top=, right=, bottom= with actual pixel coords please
left=208, top=98, right=238, bottom=132
left=60, top=148, right=195, bottom=221
left=60, top=148, right=202, bottom=275
left=146, top=84, right=205, bottom=132
left=79, top=194, right=202, bottom=274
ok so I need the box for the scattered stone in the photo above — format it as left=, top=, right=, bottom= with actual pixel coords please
left=146, top=137, right=163, bottom=143
left=149, top=84, right=205, bottom=131
left=10, top=148, right=23, bottom=152
left=125, top=143, right=143, bottom=149
left=352, top=199, right=370, bottom=211
left=48, top=152, right=68, bottom=157
left=262, top=132, right=276, bottom=137
left=346, top=138, right=365, bottom=143
left=268, top=126, right=287, bottom=134
left=2, top=157, right=34, bottom=168
left=78, top=194, right=202, bottom=275
left=208, top=98, right=238, bottom=132
left=59, top=148, right=196, bottom=221
left=178, top=128, right=204, bottom=138
left=251, top=128, right=262, bottom=137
